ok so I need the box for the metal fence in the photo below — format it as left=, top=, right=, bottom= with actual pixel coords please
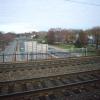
left=0, top=53, right=52, bottom=63
left=0, top=48, right=97, bottom=63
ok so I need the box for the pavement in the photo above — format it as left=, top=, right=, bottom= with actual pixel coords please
left=48, top=45, right=83, bottom=58
left=0, top=40, right=17, bottom=62
left=0, top=38, right=84, bottom=62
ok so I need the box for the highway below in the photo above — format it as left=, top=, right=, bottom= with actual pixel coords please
left=0, top=40, right=17, bottom=62
left=0, top=37, right=87, bottom=63
left=0, top=37, right=49, bottom=62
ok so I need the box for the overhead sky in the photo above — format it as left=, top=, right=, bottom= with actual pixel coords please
left=0, top=0, right=100, bottom=33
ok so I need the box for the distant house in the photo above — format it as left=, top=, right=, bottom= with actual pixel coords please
left=88, top=35, right=95, bottom=44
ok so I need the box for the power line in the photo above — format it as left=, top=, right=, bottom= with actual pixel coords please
left=66, top=0, right=100, bottom=7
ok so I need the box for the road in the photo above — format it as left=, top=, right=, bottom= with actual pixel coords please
left=0, top=37, right=85, bottom=62
left=0, top=40, right=17, bottom=62
left=0, top=37, right=26, bottom=62
left=48, top=45, right=83, bottom=58
left=16, top=40, right=49, bottom=61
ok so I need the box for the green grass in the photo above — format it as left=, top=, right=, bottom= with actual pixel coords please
left=52, top=43, right=99, bottom=56
left=54, top=43, right=75, bottom=49
left=87, top=51, right=97, bottom=56
left=53, top=43, right=98, bottom=56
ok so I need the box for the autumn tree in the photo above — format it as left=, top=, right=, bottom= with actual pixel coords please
left=75, top=30, right=88, bottom=48
left=47, top=29, right=55, bottom=44
left=64, top=30, right=76, bottom=43
left=0, top=31, right=3, bottom=50
left=0, top=32, right=16, bottom=51
left=91, top=27, right=100, bottom=49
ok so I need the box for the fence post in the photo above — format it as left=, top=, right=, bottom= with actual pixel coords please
left=85, top=48, right=87, bottom=56
left=2, top=53, right=4, bottom=63
left=81, top=48, right=83, bottom=56
left=70, top=48, right=71, bottom=57
left=27, top=53, right=28, bottom=62
left=15, top=53, right=16, bottom=62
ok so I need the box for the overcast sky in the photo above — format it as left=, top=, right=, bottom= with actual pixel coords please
left=0, top=0, right=100, bottom=33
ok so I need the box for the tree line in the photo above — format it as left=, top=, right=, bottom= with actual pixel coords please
left=0, top=32, right=16, bottom=51
left=0, top=26, right=100, bottom=51
left=46, top=27, right=100, bottom=49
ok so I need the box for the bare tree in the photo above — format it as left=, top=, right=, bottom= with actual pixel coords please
left=47, top=29, right=55, bottom=44
left=91, top=27, right=100, bottom=49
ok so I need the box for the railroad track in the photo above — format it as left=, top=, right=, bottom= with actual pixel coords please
left=0, top=70, right=100, bottom=100
left=0, top=56, right=100, bottom=82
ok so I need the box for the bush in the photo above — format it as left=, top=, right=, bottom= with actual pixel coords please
left=96, top=49, right=100, bottom=56
left=74, top=39, right=83, bottom=48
